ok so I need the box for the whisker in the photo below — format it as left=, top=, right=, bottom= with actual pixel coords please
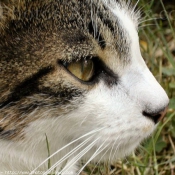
left=108, top=136, right=119, bottom=163
left=132, top=0, right=140, bottom=14
left=29, top=127, right=105, bottom=175
left=59, top=137, right=100, bottom=174
left=138, top=17, right=160, bottom=25
left=111, top=142, right=121, bottom=161
left=76, top=137, right=110, bottom=175
left=42, top=136, right=95, bottom=175
left=90, top=143, right=112, bottom=175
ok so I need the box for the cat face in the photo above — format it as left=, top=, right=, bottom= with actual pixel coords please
left=49, top=0, right=169, bottom=161
left=0, top=0, right=169, bottom=172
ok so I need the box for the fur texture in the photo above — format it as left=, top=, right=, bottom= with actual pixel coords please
left=0, top=0, right=169, bottom=174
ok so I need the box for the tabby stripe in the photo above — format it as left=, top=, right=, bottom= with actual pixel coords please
left=0, top=67, right=53, bottom=108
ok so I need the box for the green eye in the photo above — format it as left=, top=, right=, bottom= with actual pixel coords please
left=66, top=59, right=94, bottom=82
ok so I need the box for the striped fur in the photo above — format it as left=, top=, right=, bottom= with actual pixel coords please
left=0, top=0, right=169, bottom=174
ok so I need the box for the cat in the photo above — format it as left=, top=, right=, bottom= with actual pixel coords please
left=0, top=0, right=169, bottom=174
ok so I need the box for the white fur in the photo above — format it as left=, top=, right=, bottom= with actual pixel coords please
left=0, top=0, right=169, bottom=174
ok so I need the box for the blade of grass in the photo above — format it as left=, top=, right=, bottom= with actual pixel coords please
left=159, top=0, right=175, bottom=41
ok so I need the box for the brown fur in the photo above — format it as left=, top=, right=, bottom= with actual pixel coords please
left=0, top=0, right=129, bottom=139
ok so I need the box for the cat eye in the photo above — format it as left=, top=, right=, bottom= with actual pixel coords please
left=64, top=59, right=94, bottom=82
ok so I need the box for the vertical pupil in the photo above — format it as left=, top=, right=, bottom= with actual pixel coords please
left=81, top=60, right=90, bottom=72
left=64, top=59, right=94, bottom=82
left=81, top=59, right=94, bottom=81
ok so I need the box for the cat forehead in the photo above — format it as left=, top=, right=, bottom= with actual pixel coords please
left=60, top=0, right=140, bottom=63
left=0, top=0, right=140, bottom=68
left=52, top=0, right=139, bottom=67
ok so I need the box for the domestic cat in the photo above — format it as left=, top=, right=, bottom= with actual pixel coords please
left=0, top=0, right=169, bottom=174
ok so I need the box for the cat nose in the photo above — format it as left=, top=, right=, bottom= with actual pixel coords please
left=143, top=106, right=168, bottom=124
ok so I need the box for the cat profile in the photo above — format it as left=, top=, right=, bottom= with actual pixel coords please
left=0, top=0, right=169, bottom=174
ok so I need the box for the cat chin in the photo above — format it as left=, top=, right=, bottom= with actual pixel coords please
left=81, top=135, right=146, bottom=161
left=83, top=143, right=139, bottom=163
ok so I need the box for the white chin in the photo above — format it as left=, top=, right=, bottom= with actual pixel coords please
left=82, top=134, right=147, bottom=163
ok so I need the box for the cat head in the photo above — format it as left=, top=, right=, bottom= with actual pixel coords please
left=0, top=0, right=169, bottom=163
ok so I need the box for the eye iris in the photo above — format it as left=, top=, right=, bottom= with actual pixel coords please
left=67, top=59, right=94, bottom=82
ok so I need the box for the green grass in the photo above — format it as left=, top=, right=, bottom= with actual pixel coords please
left=83, top=0, right=175, bottom=174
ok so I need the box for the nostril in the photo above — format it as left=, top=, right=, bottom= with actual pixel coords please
left=142, top=111, right=161, bottom=124
left=143, top=107, right=168, bottom=124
